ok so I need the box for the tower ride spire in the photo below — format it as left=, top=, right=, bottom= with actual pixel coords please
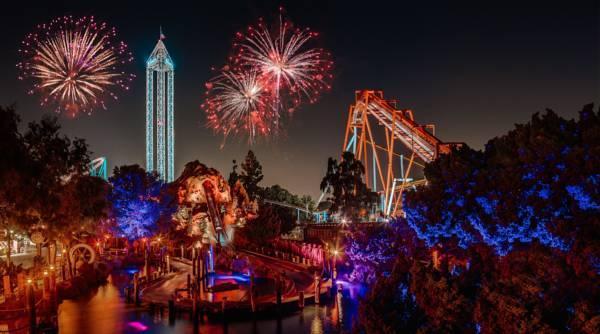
left=146, top=31, right=175, bottom=181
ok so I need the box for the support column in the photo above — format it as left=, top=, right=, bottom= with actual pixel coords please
left=145, top=68, right=154, bottom=171
left=156, top=70, right=166, bottom=179
left=167, top=70, right=175, bottom=182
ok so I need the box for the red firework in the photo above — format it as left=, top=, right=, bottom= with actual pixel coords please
left=203, top=9, right=333, bottom=142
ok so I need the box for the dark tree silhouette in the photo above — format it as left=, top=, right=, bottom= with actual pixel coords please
left=0, top=106, right=33, bottom=266
left=355, top=258, right=425, bottom=334
left=320, top=151, right=377, bottom=219
left=234, top=205, right=282, bottom=248
left=228, top=159, right=239, bottom=188
left=240, top=150, right=263, bottom=200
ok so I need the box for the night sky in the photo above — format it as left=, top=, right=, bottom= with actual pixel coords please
left=1, top=1, right=597, bottom=199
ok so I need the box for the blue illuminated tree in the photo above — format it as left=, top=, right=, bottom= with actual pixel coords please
left=404, top=105, right=599, bottom=259
left=109, top=165, right=168, bottom=240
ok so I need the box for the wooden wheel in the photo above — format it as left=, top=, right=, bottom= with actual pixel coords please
left=70, top=243, right=96, bottom=267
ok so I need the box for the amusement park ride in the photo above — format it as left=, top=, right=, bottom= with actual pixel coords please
left=341, top=90, right=461, bottom=217
left=89, top=157, right=108, bottom=180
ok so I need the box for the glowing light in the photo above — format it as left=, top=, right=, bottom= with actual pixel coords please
left=127, top=321, right=148, bottom=331
left=17, top=16, right=134, bottom=116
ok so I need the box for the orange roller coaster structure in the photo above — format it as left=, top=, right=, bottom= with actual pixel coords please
left=342, top=90, right=460, bottom=217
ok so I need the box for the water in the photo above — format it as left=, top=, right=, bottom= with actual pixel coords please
left=57, top=273, right=362, bottom=334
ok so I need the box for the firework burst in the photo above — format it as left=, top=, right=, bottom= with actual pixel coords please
left=203, top=9, right=333, bottom=143
left=233, top=14, right=333, bottom=113
left=203, top=70, right=275, bottom=143
left=17, top=16, right=135, bottom=116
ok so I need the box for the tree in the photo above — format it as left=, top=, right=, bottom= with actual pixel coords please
left=475, top=244, right=599, bottom=333
left=57, top=175, right=110, bottom=238
left=228, top=159, right=239, bottom=188
left=345, top=219, right=421, bottom=284
left=404, top=105, right=600, bottom=259
left=0, top=106, right=33, bottom=266
left=0, top=109, right=103, bottom=265
left=239, top=150, right=263, bottom=200
left=235, top=205, right=282, bottom=247
left=354, top=104, right=600, bottom=333
left=24, top=115, right=101, bottom=267
left=355, top=258, right=425, bottom=334
left=320, top=151, right=377, bottom=219
left=410, top=259, right=478, bottom=333
left=109, top=165, right=168, bottom=240
left=261, top=184, right=316, bottom=231
left=345, top=224, right=397, bottom=283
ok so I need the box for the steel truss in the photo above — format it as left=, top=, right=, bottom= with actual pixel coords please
left=343, top=90, right=459, bottom=216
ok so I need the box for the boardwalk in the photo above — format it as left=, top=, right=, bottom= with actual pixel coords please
left=140, top=251, right=329, bottom=309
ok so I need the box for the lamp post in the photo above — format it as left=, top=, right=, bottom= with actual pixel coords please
left=26, top=278, right=36, bottom=332
left=332, top=249, right=339, bottom=280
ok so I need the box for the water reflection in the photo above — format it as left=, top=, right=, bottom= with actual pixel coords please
left=58, top=275, right=128, bottom=334
left=58, top=274, right=360, bottom=333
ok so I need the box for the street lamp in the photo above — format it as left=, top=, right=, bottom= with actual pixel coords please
left=331, top=248, right=340, bottom=280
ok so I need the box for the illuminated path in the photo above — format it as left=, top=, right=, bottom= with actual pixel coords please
left=140, top=260, right=190, bottom=304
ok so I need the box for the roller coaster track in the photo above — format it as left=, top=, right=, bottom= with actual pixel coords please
left=89, top=157, right=107, bottom=180
left=263, top=199, right=329, bottom=222
left=342, top=90, right=460, bottom=216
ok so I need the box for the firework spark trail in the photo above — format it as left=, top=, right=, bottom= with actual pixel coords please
left=17, top=16, right=134, bottom=116
left=203, top=10, right=333, bottom=143
left=203, top=70, right=275, bottom=143
left=234, top=14, right=333, bottom=113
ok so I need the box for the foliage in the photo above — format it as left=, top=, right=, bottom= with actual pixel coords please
left=345, top=224, right=397, bottom=284
left=23, top=115, right=98, bottom=241
left=227, top=159, right=240, bottom=188
left=475, top=245, right=599, bottom=333
left=0, top=106, right=32, bottom=232
left=354, top=258, right=424, bottom=334
left=262, top=184, right=316, bottom=229
left=109, top=165, right=169, bottom=240
left=320, top=151, right=377, bottom=219
left=239, top=150, right=264, bottom=200
left=0, top=108, right=105, bottom=244
left=354, top=105, right=600, bottom=333
left=345, top=219, right=422, bottom=285
left=56, top=175, right=110, bottom=238
left=404, top=106, right=600, bottom=257
left=235, top=205, right=282, bottom=247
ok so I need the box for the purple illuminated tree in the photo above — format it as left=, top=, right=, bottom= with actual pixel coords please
left=345, top=219, right=420, bottom=284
